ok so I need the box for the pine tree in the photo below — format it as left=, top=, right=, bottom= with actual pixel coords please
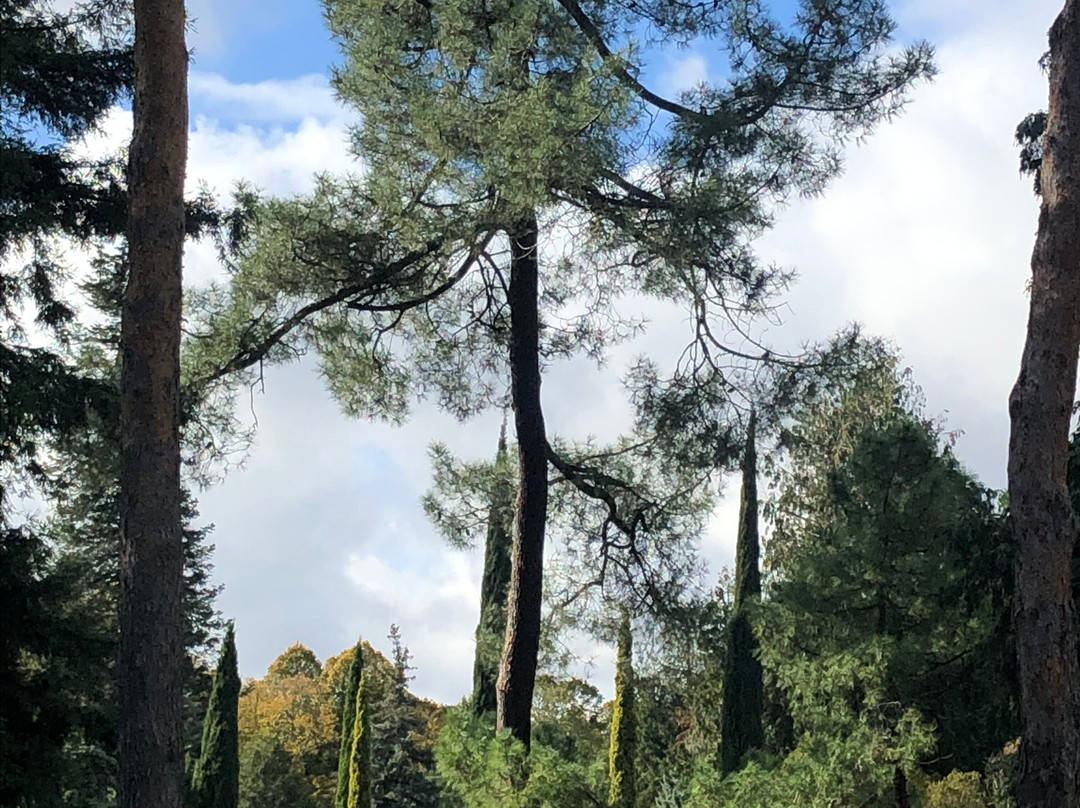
left=190, top=623, right=240, bottom=808
left=472, top=423, right=515, bottom=718
left=348, top=669, right=373, bottom=808
left=720, top=411, right=764, bottom=775
left=608, top=613, right=637, bottom=808
left=117, top=0, right=188, bottom=802
left=335, top=641, right=365, bottom=808
left=194, top=0, right=932, bottom=746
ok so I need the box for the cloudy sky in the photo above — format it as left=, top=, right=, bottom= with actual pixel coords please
left=86, top=0, right=1061, bottom=700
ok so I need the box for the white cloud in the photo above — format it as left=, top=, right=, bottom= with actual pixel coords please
left=659, top=53, right=709, bottom=96
left=189, top=72, right=347, bottom=124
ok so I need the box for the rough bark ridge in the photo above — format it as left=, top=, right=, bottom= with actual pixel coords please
left=719, top=411, right=764, bottom=775
left=1007, top=2, right=1080, bottom=806
left=117, top=0, right=188, bottom=806
left=496, top=212, right=547, bottom=748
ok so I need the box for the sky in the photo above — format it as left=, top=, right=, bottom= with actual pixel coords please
left=78, top=0, right=1061, bottom=701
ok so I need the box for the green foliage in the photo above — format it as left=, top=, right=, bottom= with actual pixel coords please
left=768, top=414, right=1015, bottom=771
left=531, top=674, right=608, bottom=766
left=348, top=669, right=373, bottom=808
left=608, top=615, right=636, bottom=808
left=435, top=707, right=605, bottom=808
left=0, top=527, right=116, bottom=806
left=191, top=623, right=241, bottom=808
left=688, top=639, right=936, bottom=808
left=239, top=734, right=317, bottom=808
left=472, top=429, right=515, bottom=717
left=336, top=641, right=365, bottom=808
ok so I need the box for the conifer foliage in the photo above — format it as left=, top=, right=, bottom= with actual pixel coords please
left=348, top=670, right=374, bottom=808
left=608, top=613, right=637, bottom=808
left=472, top=425, right=515, bottom=718
left=336, top=640, right=365, bottom=808
left=190, top=623, right=241, bottom=808
left=720, top=412, right=764, bottom=775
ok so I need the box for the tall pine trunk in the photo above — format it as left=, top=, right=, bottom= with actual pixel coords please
left=118, top=0, right=188, bottom=805
left=496, top=211, right=548, bottom=748
left=190, top=623, right=240, bottom=808
left=1007, top=2, right=1080, bottom=806
left=335, top=641, right=364, bottom=808
left=720, top=411, right=764, bottom=775
left=473, top=426, right=514, bottom=717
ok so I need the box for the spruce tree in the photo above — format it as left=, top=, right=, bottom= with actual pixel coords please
left=720, top=411, right=764, bottom=775
left=347, top=669, right=373, bottom=808
left=472, top=423, right=515, bottom=718
left=335, top=641, right=365, bottom=808
left=608, top=613, right=637, bottom=808
left=190, top=623, right=240, bottom=808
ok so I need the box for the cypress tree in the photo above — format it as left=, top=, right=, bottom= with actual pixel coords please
left=335, top=640, right=364, bottom=808
left=608, top=613, right=636, bottom=808
left=472, top=423, right=515, bottom=718
left=347, top=669, right=373, bottom=808
left=190, top=622, right=240, bottom=808
left=720, top=411, right=764, bottom=775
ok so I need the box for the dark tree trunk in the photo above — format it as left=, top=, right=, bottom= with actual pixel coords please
left=1008, top=2, right=1080, bottom=806
left=720, top=411, right=764, bottom=775
left=118, top=0, right=188, bottom=805
left=496, top=211, right=547, bottom=748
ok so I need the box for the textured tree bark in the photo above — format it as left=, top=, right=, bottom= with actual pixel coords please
left=1008, top=2, right=1080, bottom=806
left=118, top=0, right=188, bottom=805
left=496, top=211, right=548, bottom=748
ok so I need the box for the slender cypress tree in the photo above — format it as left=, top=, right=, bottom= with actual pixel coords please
left=347, top=669, right=373, bottom=808
left=335, top=640, right=364, bottom=808
left=189, top=622, right=240, bottom=808
left=608, top=613, right=637, bottom=808
left=720, top=411, right=764, bottom=775
left=472, top=423, right=515, bottom=718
